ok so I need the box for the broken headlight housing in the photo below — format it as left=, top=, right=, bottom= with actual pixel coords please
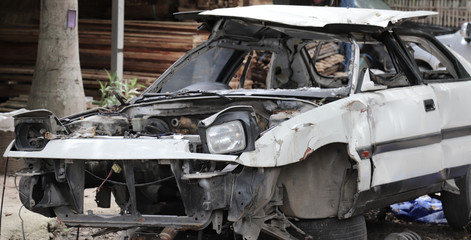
left=15, top=122, right=50, bottom=151
left=198, top=106, right=260, bottom=155
left=13, top=110, right=67, bottom=151
left=206, top=120, right=246, bottom=154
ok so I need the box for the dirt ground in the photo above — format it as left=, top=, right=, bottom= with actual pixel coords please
left=0, top=176, right=122, bottom=240
left=0, top=175, right=470, bottom=240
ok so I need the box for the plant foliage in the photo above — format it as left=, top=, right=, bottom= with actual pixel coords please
left=97, top=70, right=145, bottom=107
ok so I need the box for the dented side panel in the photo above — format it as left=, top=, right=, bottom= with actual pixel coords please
left=365, top=85, right=443, bottom=187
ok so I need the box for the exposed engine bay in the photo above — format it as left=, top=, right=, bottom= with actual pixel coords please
left=11, top=96, right=341, bottom=239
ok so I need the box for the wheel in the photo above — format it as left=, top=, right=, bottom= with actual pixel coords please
left=291, top=215, right=367, bottom=240
left=442, top=166, right=471, bottom=230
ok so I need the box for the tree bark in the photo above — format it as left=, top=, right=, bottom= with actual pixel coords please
left=28, top=0, right=86, bottom=117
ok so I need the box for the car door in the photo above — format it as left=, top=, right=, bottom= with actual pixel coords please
left=367, top=85, right=443, bottom=189
left=360, top=32, right=445, bottom=192
left=401, top=32, right=471, bottom=177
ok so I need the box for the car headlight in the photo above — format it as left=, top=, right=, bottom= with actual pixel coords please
left=13, top=109, right=67, bottom=151
left=206, top=121, right=246, bottom=154
left=198, top=106, right=260, bottom=155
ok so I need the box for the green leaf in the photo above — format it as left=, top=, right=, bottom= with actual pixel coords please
left=97, top=69, right=145, bottom=107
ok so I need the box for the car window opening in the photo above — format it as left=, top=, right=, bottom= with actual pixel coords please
left=157, top=37, right=356, bottom=93
left=401, top=36, right=459, bottom=81
left=307, top=41, right=352, bottom=88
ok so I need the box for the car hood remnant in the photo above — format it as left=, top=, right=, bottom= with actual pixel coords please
left=199, top=5, right=436, bottom=28
left=6, top=6, right=471, bottom=240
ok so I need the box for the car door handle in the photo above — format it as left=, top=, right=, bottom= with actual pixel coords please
left=424, top=99, right=435, bottom=112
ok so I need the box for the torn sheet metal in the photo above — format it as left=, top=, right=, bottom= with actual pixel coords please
left=237, top=96, right=371, bottom=168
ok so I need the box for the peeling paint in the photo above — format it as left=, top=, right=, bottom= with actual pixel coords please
left=300, top=147, right=313, bottom=161
left=346, top=100, right=367, bottom=112
left=290, top=122, right=314, bottom=131
left=275, top=138, right=283, bottom=158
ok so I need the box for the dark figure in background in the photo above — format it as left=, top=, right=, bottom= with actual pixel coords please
left=360, top=44, right=395, bottom=72
left=337, top=0, right=355, bottom=71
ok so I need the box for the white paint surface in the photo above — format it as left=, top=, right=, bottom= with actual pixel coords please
left=200, top=5, right=436, bottom=28
left=3, top=138, right=237, bottom=161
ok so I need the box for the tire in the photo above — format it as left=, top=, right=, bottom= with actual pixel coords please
left=442, top=166, right=471, bottom=230
left=291, top=215, right=367, bottom=240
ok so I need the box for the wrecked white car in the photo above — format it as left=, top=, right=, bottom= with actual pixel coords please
left=4, top=5, right=471, bottom=240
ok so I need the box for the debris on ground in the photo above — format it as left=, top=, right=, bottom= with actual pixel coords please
left=391, top=196, right=447, bottom=224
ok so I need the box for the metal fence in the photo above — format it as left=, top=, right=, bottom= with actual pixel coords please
left=384, top=0, right=471, bottom=28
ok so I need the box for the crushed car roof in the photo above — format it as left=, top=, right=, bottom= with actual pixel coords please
left=199, top=5, right=437, bottom=28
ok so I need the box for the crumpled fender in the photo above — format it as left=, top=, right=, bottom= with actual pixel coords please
left=237, top=96, right=373, bottom=191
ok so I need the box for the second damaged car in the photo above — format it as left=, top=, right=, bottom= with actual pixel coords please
left=5, top=5, right=471, bottom=240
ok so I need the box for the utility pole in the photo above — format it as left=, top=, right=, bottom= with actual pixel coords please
left=111, top=0, right=124, bottom=81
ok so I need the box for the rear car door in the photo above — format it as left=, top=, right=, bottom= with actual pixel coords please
left=362, top=31, right=444, bottom=191
left=367, top=86, right=443, bottom=189
left=399, top=30, right=471, bottom=177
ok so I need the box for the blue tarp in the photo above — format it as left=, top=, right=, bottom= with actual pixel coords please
left=390, top=196, right=448, bottom=224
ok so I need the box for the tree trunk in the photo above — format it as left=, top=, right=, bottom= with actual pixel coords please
left=28, top=0, right=86, bottom=117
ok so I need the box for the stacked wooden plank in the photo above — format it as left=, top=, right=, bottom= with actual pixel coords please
left=0, top=19, right=209, bottom=107
left=0, top=94, right=28, bottom=112
left=228, top=51, right=271, bottom=90
left=385, top=0, right=471, bottom=28
left=227, top=43, right=344, bottom=90
left=306, top=42, right=346, bottom=76
left=178, top=0, right=241, bottom=11
left=0, top=65, right=161, bottom=100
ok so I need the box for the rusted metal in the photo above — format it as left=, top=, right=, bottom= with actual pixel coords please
left=172, top=116, right=198, bottom=134
left=300, top=147, right=312, bottom=161
left=159, top=227, right=178, bottom=240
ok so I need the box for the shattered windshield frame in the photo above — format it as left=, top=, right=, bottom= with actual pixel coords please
left=143, top=19, right=358, bottom=99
